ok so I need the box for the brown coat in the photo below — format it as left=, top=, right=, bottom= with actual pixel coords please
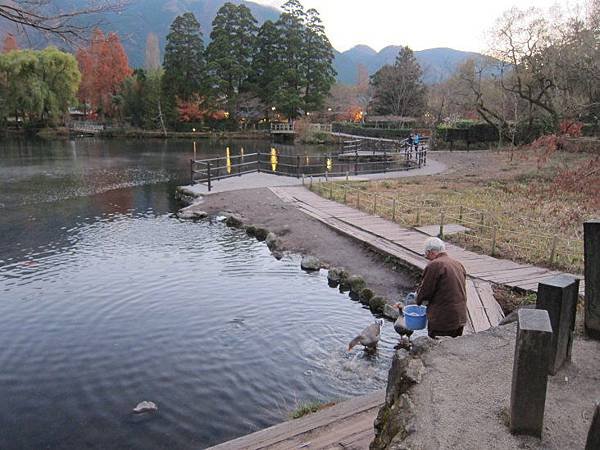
left=416, top=253, right=467, bottom=331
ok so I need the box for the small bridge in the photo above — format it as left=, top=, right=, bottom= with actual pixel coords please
left=270, top=122, right=333, bottom=135
left=69, top=122, right=105, bottom=135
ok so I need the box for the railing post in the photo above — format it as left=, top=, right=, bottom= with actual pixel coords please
left=296, top=155, right=300, bottom=178
left=491, top=226, right=497, bottom=255
left=536, top=275, right=580, bottom=374
left=584, top=220, right=600, bottom=339
left=392, top=198, right=396, bottom=222
left=459, top=205, right=463, bottom=223
left=309, top=175, right=313, bottom=190
left=207, top=162, right=212, bottom=192
left=416, top=208, right=421, bottom=227
left=357, top=191, right=360, bottom=209
left=257, top=152, right=261, bottom=173
left=439, top=210, right=445, bottom=239
left=343, top=185, right=348, bottom=204
left=383, top=150, right=387, bottom=173
left=190, top=159, right=195, bottom=185
left=373, top=194, right=377, bottom=214
left=510, top=309, right=553, bottom=437
left=329, top=181, right=333, bottom=199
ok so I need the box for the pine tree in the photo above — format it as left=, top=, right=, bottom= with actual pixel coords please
left=162, top=12, right=205, bottom=103
left=205, top=3, right=258, bottom=119
left=250, top=20, right=282, bottom=116
left=302, top=8, right=336, bottom=112
left=370, top=46, right=426, bottom=117
left=275, top=0, right=307, bottom=119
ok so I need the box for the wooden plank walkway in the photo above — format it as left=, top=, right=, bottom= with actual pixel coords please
left=207, top=390, right=384, bottom=450
left=270, top=186, right=585, bottom=330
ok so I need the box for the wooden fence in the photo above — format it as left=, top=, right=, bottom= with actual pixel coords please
left=310, top=180, right=584, bottom=274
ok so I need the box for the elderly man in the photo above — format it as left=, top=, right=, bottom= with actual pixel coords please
left=416, top=237, right=467, bottom=339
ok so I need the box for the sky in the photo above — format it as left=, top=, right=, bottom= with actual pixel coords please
left=253, top=0, right=584, bottom=53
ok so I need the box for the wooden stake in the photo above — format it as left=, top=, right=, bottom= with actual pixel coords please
left=392, top=198, right=396, bottom=222
left=492, top=226, right=497, bottom=256
left=549, top=235, right=558, bottom=264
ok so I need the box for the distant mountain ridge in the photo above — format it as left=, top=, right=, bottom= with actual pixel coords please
left=334, top=45, right=487, bottom=85
left=6, top=0, right=488, bottom=84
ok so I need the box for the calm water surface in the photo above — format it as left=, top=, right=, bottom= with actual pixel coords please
left=0, top=138, right=399, bottom=449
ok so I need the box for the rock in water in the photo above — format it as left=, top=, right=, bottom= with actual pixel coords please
left=301, top=255, right=320, bottom=271
left=133, top=401, right=158, bottom=414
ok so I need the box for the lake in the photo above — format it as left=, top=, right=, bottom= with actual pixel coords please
left=0, top=138, right=400, bottom=449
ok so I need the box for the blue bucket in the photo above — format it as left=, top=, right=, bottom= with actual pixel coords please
left=403, top=305, right=427, bottom=330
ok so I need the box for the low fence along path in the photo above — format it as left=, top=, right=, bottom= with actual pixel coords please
left=269, top=185, right=585, bottom=330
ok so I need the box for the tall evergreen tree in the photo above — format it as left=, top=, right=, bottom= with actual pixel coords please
left=205, top=3, right=258, bottom=118
left=275, top=0, right=307, bottom=119
left=162, top=12, right=205, bottom=103
left=250, top=20, right=282, bottom=115
left=302, top=8, right=336, bottom=112
left=369, top=46, right=426, bottom=117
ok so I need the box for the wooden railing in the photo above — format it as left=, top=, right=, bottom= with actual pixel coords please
left=190, top=146, right=427, bottom=191
left=70, top=122, right=105, bottom=134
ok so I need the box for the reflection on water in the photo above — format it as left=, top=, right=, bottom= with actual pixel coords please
left=0, top=138, right=396, bottom=449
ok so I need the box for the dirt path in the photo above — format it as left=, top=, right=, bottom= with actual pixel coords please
left=192, top=187, right=416, bottom=301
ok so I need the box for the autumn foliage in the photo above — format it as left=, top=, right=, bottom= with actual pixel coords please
left=76, top=29, right=132, bottom=116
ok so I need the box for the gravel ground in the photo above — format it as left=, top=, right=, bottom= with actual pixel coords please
left=405, top=324, right=600, bottom=450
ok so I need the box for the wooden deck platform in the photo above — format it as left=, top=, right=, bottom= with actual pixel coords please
left=207, top=390, right=384, bottom=450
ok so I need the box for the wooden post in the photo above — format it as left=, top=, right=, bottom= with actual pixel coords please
left=584, top=220, right=600, bottom=339
left=586, top=403, right=600, bottom=450
left=207, top=162, right=212, bottom=192
left=491, top=226, right=497, bottom=256
left=344, top=185, right=348, bottom=204
left=536, top=275, right=580, bottom=375
left=510, top=309, right=553, bottom=437
left=439, top=211, right=445, bottom=239
left=190, top=159, right=195, bottom=185
left=416, top=208, right=421, bottom=227
left=302, top=173, right=305, bottom=186
left=392, top=198, right=396, bottom=222
left=325, top=170, right=328, bottom=182
left=357, top=191, right=360, bottom=209
left=459, top=205, right=463, bottom=223
left=346, top=171, right=349, bottom=181
left=257, top=152, right=261, bottom=173
left=480, top=212, right=485, bottom=231
left=309, top=176, right=313, bottom=190
left=329, top=181, right=334, bottom=199
left=296, top=155, right=300, bottom=178
left=549, top=235, right=558, bottom=264
left=373, top=194, right=377, bottom=214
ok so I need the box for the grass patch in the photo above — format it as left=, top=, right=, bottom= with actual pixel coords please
left=313, top=147, right=597, bottom=274
left=289, top=400, right=336, bottom=419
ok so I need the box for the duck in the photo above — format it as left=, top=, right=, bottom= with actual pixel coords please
left=348, top=319, right=384, bottom=351
left=393, top=303, right=414, bottom=338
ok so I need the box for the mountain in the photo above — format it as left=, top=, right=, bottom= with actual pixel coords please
left=5, top=0, right=488, bottom=84
left=334, top=45, right=487, bottom=85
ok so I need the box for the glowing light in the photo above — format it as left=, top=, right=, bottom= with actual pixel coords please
left=226, top=147, right=232, bottom=174
left=271, top=106, right=276, bottom=111
left=326, top=158, right=333, bottom=171
left=270, top=147, right=278, bottom=172
left=192, top=128, right=196, bottom=132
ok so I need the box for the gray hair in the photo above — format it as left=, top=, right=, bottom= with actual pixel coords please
left=424, top=237, right=445, bottom=254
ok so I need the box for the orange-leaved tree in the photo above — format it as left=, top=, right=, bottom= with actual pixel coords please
left=76, top=29, right=132, bottom=118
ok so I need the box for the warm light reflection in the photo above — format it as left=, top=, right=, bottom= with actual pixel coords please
left=306, top=155, right=310, bottom=165
left=270, top=147, right=278, bottom=172
left=326, top=158, right=333, bottom=172
left=226, top=147, right=232, bottom=174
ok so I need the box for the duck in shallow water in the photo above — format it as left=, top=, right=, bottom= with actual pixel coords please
left=348, top=319, right=384, bottom=351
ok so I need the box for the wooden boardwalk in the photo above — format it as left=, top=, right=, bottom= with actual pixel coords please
left=270, top=186, right=584, bottom=332
left=207, top=390, right=384, bottom=450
